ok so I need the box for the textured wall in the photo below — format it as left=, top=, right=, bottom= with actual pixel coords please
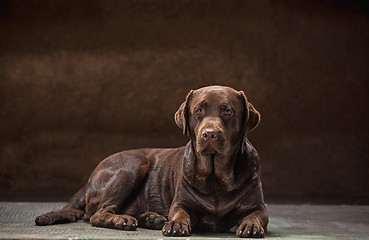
left=0, top=0, right=368, bottom=201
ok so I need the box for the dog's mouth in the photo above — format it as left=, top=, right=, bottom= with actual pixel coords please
left=201, top=146, right=218, bottom=154
left=199, top=144, right=220, bottom=155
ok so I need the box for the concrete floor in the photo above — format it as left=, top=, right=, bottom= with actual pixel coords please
left=0, top=202, right=368, bottom=239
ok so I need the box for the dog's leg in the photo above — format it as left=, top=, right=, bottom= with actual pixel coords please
left=138, top=212, right=167, bottom=230
left=162, top=205, right=192, bottom=237
left=87, top=154, right=149, bottom=231
left=236, top=209, right=268, bottom=238
left=35, top=185, right=86, bottom=226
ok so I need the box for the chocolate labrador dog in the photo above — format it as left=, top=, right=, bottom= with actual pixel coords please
left=35, top=85, right=268, bottom=238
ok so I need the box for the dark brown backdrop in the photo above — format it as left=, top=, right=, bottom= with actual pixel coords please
left=0, top=0, right=368, bottom=202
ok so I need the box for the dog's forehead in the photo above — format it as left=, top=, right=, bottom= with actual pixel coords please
left=193, top=86, right=240, bottom=106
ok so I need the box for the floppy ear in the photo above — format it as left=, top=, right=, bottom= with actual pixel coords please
left=247, top=102, right=261, bottom=132
left=239, top=91, right=261, bottom=134
left=174, top=90, right=194, bottom=135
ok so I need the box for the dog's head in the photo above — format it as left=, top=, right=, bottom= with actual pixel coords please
left=175, top=86, right=260, bottom=158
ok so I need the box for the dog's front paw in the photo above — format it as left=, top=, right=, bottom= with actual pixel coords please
left=162, top=220, right=191, bottom=237
left=236, top=220, right=265, bottom=238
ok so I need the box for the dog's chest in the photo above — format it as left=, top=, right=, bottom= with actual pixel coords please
left=200, top=195, right=224, bottom=215
left=195, top=185, right=241, bottom=214
left=192, top=189, right=242, bottom=231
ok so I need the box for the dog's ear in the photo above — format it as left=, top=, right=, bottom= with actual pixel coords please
left=175, top=90, right=194, bottom=135
left=239, top=91, right=261, bottom=134
left=247, top=102, right=261, bottom=132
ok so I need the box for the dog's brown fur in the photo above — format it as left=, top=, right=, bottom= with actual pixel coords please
left=35, top=86, right=268, bottom=238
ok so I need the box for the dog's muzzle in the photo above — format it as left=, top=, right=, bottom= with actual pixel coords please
left=196, top=118, right=228, bottom=155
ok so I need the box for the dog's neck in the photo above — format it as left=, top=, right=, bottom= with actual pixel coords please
left=183, top=140, right=247, bottom=193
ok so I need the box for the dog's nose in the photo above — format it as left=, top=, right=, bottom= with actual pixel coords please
left=201, top=129, right=218, bottom=141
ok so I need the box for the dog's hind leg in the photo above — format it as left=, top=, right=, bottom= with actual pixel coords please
left=138, top=212, right=167, bottom=230
left=35, top=185, right=86, bottom=226
left=86, top=153, right=149, bottom=231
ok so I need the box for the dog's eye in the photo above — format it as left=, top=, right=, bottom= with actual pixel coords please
left=224, top=109, right=232, bottom=115
left=195, top=109, right=203, bottom=115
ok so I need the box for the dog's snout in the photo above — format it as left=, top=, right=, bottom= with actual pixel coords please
left=201, top=129, right=218, bottom=141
